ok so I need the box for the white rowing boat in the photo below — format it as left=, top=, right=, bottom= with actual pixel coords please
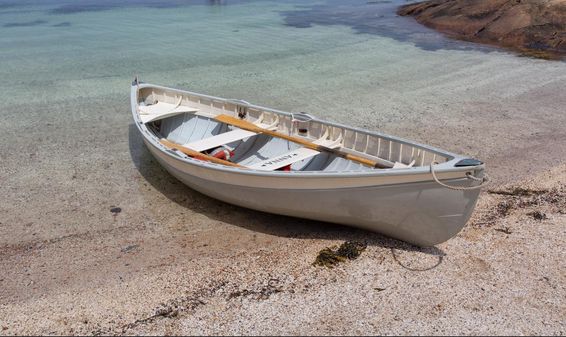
left=131, top=78, right=488, bottom=246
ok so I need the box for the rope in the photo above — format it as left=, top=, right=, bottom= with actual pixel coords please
left=430, top=162, right=489, bottom=191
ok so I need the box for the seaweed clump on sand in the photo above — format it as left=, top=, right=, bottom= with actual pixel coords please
left=313, top=241, right=367, bottom=268
left=473, top=186, right=565, bottom=227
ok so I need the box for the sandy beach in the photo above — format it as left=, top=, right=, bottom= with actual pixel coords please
left=2, top=62, right=565, bottom=334
left=1, top=0, right=565, bottom=335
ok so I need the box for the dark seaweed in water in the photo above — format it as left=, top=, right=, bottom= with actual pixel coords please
left=313, top=241, right=367, bottom=268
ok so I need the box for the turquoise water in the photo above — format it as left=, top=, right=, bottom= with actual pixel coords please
left=0, top=0, right=484, bottom=107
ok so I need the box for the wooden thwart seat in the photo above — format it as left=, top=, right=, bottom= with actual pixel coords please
left=159, top=139, right=244, bottom=168
left=183, top=129, right=257, bottom=152
left=182, top=115, right=279, bottom=152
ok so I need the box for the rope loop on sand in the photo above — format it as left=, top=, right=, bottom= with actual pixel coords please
left=430, top=162, right=489, bottom=191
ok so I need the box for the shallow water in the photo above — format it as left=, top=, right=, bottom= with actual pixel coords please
left=0, top=0, right=490, bottom=106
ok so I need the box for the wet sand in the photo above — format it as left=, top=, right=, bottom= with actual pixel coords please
left=1, top=31, right=566, bottom=334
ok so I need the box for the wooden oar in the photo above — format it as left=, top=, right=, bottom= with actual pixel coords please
left=214, top=114, right=388, bottom=169
left=159, top=139, right=244, bottom=168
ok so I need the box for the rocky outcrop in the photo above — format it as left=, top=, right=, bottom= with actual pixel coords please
left=398, top=0, right=566, bottom=59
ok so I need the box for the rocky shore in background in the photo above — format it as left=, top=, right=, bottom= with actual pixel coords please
left=398, top=0, right=566, bottom=59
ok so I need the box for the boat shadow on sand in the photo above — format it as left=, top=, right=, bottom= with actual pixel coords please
left=128, top=124, right=445, bottom=270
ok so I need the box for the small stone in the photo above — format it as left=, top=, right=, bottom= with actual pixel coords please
left=527, top=211, right=547, bottom=221
left=494, top=227, right=512, bottom=234
left=110, top=207, right=122, bottom=215
left=120, top=244, right=139, bottom=253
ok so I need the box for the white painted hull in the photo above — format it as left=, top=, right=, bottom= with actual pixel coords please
left=131, top=81, right=486, bottom=246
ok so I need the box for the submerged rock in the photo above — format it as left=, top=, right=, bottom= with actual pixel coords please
left=398, top=0, right=566, bottom=59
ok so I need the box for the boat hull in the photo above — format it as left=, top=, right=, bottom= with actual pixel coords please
left=145, top=139, right=480, bottom=246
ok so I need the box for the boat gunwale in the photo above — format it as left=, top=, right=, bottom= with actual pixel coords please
left=131, top=82, right=484, bottom=179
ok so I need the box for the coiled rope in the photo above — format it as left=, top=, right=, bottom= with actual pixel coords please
left=430, top=162, right=489, bottom=191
